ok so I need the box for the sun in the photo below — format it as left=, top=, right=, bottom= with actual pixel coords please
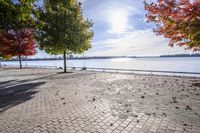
left=108, top=9, right=129, bottom=34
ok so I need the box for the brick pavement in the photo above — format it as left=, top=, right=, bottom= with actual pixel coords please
left=0, top=68, right=200, bottom=133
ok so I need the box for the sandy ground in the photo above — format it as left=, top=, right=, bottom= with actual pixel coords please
left=0, top=68, right=200, bottom=132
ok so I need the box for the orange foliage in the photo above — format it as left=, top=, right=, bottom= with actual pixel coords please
left=145, top=0, right=200, bottom=51
left=0, top=30, right=36, bottom=58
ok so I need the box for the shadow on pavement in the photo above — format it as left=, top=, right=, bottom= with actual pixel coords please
left=0, top=82, right=46, bottom=113
left=0, top=69, right=74, bottom=113
left=15, top=71, right=73, bottom=83
left=0, top=80, right=17, bottom=89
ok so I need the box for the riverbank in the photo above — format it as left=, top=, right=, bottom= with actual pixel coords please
left=0, top=68, right=200, bottom=132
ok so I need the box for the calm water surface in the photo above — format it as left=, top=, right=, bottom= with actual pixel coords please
left=1, top=57, right=200, bottom=73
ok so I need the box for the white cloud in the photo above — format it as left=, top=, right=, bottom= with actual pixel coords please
left=86, top=29, right=193, bottom=56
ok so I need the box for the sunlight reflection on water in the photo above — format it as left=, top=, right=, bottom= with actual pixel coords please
left=111, top=58, right=132, bottom=62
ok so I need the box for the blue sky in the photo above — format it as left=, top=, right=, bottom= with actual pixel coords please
left=35, top=0, right=194, bottom=58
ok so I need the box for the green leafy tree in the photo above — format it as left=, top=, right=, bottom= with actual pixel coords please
left=0, top=0, right=42, bottom=31
left=0, top=0, right=42, bottom=68
left=39, top=0, right=93, bottom=72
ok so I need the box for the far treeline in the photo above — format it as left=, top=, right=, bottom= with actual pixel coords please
left=0, top=0, right=93, bottom=72
left=9, top=53, right=200, bottom=62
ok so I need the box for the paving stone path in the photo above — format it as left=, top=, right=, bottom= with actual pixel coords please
left=0, top=68, right=200, bottom=133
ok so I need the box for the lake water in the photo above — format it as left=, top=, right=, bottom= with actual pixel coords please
left=1, top=57, right=200, bottom=73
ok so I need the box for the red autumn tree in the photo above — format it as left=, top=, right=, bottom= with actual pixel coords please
left=0, top=30, right=36, bottom=69
left=144, top=0, right=200, bottom=51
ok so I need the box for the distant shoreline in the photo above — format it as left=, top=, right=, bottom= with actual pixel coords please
left=2, top=55, right=200, bottom=62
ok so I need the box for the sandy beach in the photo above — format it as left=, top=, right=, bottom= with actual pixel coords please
left=0, top=68, right=200, bottom=133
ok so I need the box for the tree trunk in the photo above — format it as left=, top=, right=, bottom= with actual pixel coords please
left=63, top=51, right=67, bottom=73
left=19, top=56, right=22, bottom=69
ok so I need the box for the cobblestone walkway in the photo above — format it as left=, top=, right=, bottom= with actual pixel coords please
left=0, top=68, right=200, bottom=133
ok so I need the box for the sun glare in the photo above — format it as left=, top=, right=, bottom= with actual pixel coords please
left=108, top=9, right=129, bottom=34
